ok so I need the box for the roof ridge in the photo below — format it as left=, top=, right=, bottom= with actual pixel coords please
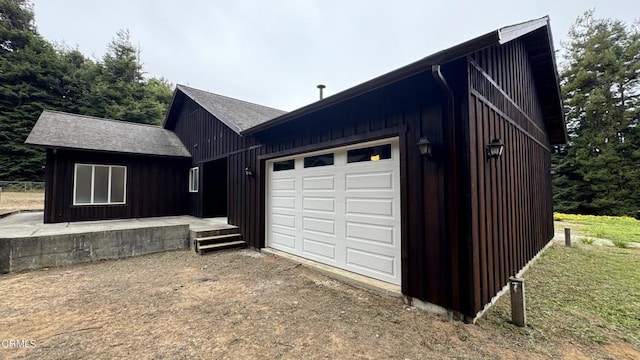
left=42, top=110, right=167, bottom=130
left=176, top=84, right=286, bottom=114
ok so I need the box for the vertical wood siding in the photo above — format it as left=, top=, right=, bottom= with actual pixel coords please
left=44, top=150, right=190, bottom=223
left=227, top=73, right=455, bottom=309
left=170, top=98, right=251, bottom=217
left=465, top=40, right=554, bottom=315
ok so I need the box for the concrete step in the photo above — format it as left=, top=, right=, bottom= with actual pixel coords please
left=190, top=226, right=239, bottom=239
left=197, top=240, right=246, bottom=254
left=196, top=233, right=243, bottom=245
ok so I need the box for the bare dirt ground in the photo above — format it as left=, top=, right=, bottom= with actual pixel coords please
left=1, top=248, right=636, bottom=359
left=0, top=192, right=44, bottom=213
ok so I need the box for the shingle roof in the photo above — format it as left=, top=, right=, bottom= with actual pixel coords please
left=25, top=110, right=191, bottom=158
left=170, top=84, right=286, bottom=133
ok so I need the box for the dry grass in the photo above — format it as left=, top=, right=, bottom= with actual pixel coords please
left=1, top=247, right=639, bottom=359
left=0, top=192, right=44, bottom=213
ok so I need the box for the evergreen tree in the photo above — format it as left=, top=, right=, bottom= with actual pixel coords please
left=81, top=30, right=172, bottom=125
left=0, top=0, right=71, bottom=180
left=554, top=11, right=640, bottom=216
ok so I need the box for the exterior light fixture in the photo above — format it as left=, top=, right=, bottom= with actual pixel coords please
left=244, top=167, right=254, bottom=177
left=486, top=138, right=505, bottom=159
left=416, top=137, right=433, bottom=157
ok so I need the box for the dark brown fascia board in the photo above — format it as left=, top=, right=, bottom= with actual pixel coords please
left=542, top=20, right=568, bottom=144
left=31, top=144, right=192, bottom=159
left=241, top=31, right=501, bottom=135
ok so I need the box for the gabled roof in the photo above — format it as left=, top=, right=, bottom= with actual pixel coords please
left=25, top=110, right=191, bottom=158
left=163, top=84, right=286, bottom=134
left=241, top=16, right=566, bottom=145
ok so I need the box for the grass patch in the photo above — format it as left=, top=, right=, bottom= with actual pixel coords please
left=0, top=191, right=44, bottom=212
left=555, top=212, right=640, bottom=245
left=485, top=245, right=640, bottom=348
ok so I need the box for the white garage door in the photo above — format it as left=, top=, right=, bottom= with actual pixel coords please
left=266, top=138, right=401, bottom=285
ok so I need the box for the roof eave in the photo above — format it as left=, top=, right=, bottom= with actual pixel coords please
left=26, top=143, right=192, bottom=159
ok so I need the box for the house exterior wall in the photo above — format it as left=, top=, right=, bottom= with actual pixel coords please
left=43, top=150, right=190, bottom=223
left=228, top=72, right=460, bottom=310
left=169, top=98, right=252, bottom=217
left=462, top=38, right=555, bottom=315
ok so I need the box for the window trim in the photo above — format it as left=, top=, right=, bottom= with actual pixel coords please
left=73, top=163, right=127, bottom=206
left=189, top=166, right=199, bottom=193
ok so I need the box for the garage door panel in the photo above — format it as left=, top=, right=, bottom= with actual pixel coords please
left=302, top=197, right=335, bottom=213
left=267, top=138, right=401, bottom=286
left=272, top=213, right=296, bottom=228
left=272, top=177, right=296, bottom=191
left=345, top=221, right=395, bottom=246
left=303, top=216, right=335, bottom=236
left=303, top=175, right=335, bottom=191
left=270, top=232, right=296, bottom=250
left=346, top=172, right=394, bottom=190
left=346, top=248, right=396, bottom=277
left=303, top=238, right=337, bottom=261
left=271, top=196, right=295, bottom=210
left=345, top=198, right=394, bottom=218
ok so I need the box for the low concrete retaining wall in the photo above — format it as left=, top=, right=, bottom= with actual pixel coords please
left=0, top=224, right=189, bottom=273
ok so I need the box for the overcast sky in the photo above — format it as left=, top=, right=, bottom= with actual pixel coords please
left=32, top=0, right=639, bottom=111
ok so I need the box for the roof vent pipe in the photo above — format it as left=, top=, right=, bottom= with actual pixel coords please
left=317, top=84, right=326, bottom=100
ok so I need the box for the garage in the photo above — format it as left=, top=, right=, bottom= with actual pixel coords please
left=266, top=138, right=402, bottom=285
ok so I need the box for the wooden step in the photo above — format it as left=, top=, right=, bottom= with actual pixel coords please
left=197, top=240, right=246, bottom=254
left=190, top=226, right=239, bottom=239
left=196, top=233, right=243, bottom=245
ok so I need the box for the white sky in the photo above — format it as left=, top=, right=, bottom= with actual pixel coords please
left=32, top=0, right=639, bottom=111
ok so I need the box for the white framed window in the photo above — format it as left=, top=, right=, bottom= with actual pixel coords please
left=189, top=166, right=199, bottom=193
left=73, top=164, right=127, bottom=205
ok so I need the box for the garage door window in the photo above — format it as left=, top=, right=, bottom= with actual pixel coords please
left=304, top=153, right=334, bottom=168
left=273, top=159, right=295, bottom=171
left=347, top=144, right=392, bottom=163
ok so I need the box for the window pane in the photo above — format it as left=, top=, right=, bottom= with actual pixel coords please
left=75, top=165, right=92, bottom=204
left=94, top=166, right=109, bottom=203
left=111, top=167, right=126, bottom=203
left=273, top=159, right=295, bottom=171
left=347, top=144, right=392, bottom=163
left=304, top=153, right=334, bottom=168
left=193, top=168, right=199, bottom=191
left=189, top=167, right=199, bottom=192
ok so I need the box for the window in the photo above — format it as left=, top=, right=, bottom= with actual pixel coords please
left=189, top=167, right=199, bottom=193
left=347, top=144, right=392, bottom=163
left=74, top=164, right=126, bottom=205
left=273, top=159, right=295, bottom=171
left=304, top=153, right=334, bottom=168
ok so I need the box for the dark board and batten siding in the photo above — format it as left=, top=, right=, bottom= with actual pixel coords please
left=464, top=39, right=554, bottom=315
left=44, top=150, right=189, bottom=223
left=171, top=98, right=251, bottom=217
left=227, top=73, right=459, bottom=310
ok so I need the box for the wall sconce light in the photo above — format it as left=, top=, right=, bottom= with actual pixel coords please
left=486, top=138, right=505, bottom=159
left=244, top=167, right=254, bottom=177
left=416, top=137, right=433, bottom=157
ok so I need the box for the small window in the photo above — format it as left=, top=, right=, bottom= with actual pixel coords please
left=304, top=153, right=334, bottom=168
left=347, top=144, right=392, bottom=163
left=273, top=159, right=295, bottom=172
left=73, top=164, right=127, bottom=205
left=189, top=167, right=199, bottom=193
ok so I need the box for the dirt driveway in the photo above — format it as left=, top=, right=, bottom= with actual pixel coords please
left=0, top=249, right=627, bottom=359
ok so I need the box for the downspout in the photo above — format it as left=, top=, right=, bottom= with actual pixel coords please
left=431, top=65, right=461, bottom=315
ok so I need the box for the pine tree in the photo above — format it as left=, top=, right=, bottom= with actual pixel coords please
left=0, top=0, right=71, bottom=180
left=554, top=11, right=640, bottom=216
